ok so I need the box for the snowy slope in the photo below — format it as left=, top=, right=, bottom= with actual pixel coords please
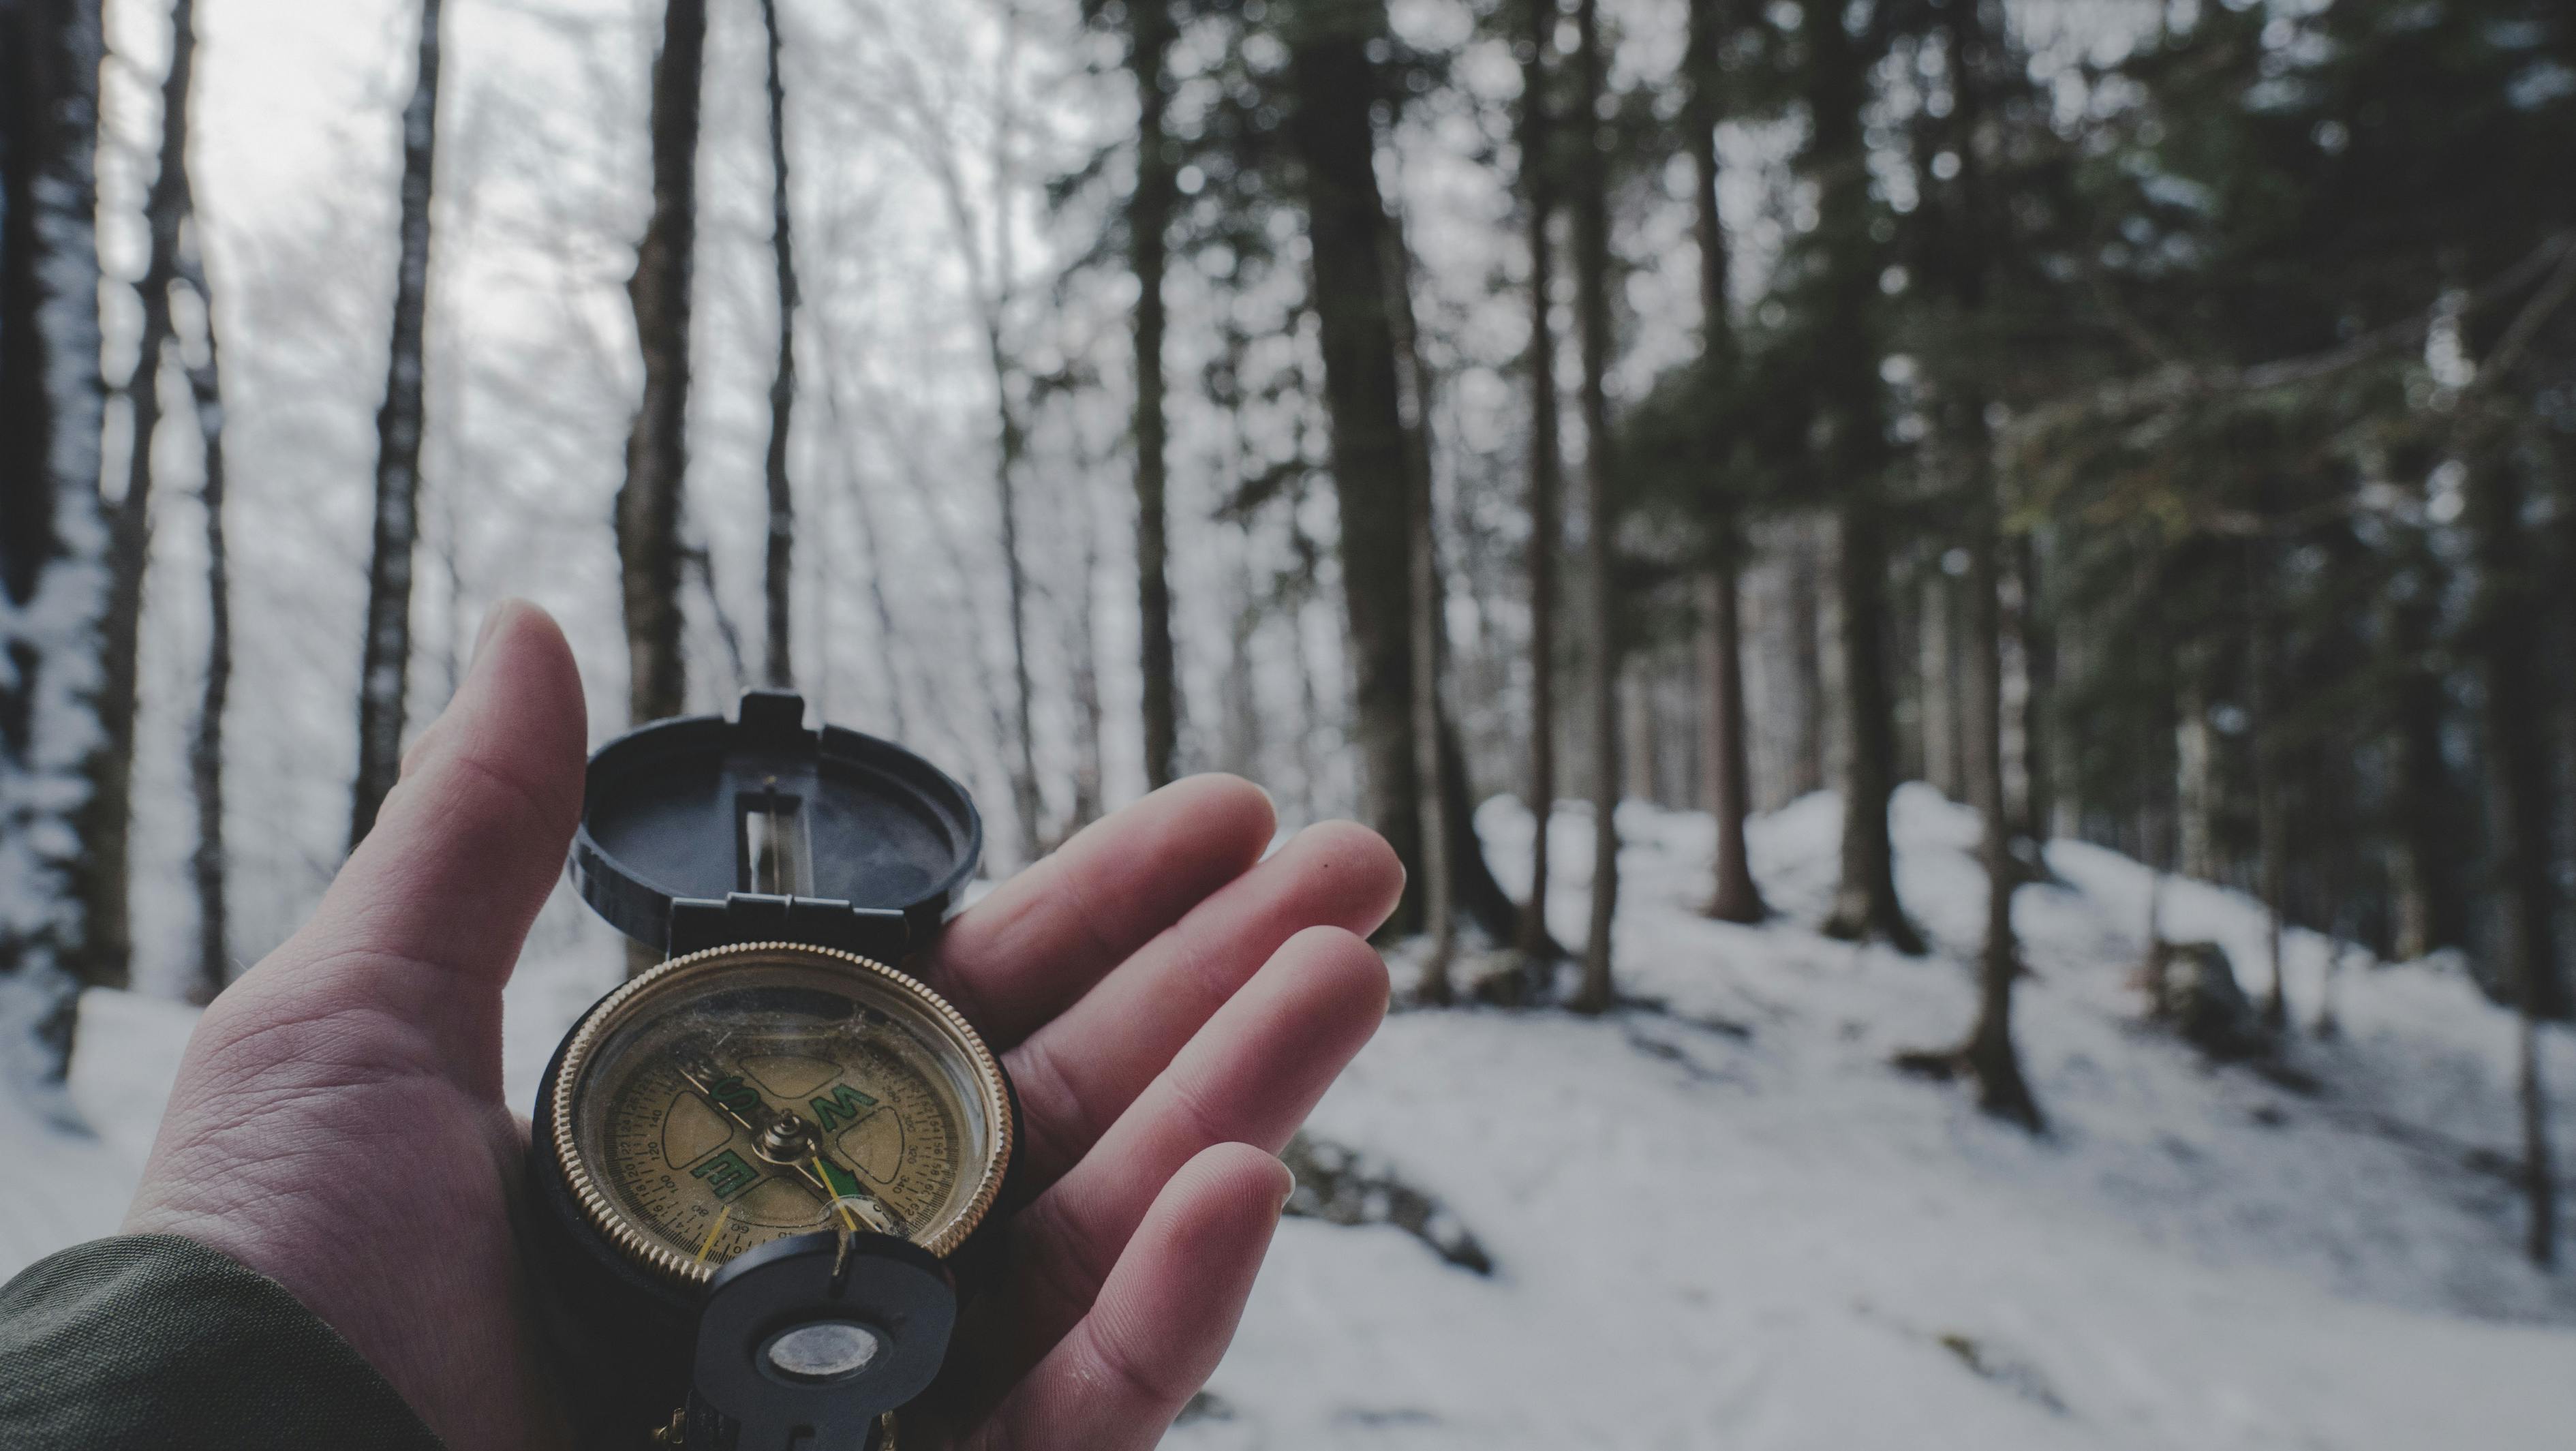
left=6, top=788, right=2572, bottom=1449
left=1178, top=787, right=2576, bottom=1450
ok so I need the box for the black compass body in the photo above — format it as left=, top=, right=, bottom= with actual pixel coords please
left=527, top=690, right=1014, bottom=1451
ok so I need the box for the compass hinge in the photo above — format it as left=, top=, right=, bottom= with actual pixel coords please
left=667, top=895, right=911, bottom=962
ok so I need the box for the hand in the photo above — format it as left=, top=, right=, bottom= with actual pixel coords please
left=123, top=601, right=1403, bottom=1450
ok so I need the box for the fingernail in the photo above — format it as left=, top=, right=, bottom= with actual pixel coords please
left=1274, top=1159, right=1297, bottom=1211
left=469, top=602, right=510, bottom=671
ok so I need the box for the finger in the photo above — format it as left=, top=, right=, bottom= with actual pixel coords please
left=1005, top=926, right=1385, bottom=1364
left=217, top=600, right=586, bottom=1095
left=1002, top=823, right=1400, bottom=1189
left=973, top=1143, right=1290, bottom=1451
left=927, top=774, right=1276, bottom=1048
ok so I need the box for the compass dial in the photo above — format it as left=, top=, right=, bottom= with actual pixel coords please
left=548, top=943, right=1011, bottom=1288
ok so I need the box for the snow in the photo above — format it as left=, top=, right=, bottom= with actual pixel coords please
left=5, top=786, right=2572, bottom=1448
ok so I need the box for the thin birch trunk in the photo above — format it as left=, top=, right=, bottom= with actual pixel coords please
left=1516, top=0, right=1563, bottom=969
left=1570, top=0, right=1619, bottom=1013
left=617, top=0, right=705, bottom=729
left=349, top=0, right=444, bottom=848
left=759, top=0, right=797, bottom=690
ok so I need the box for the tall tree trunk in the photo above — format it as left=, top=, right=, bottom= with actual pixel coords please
left=1803, top=0, right=1918, bottom=953
left=2386, top=575, right=2457, bottom=959
left=1570, top=0, right=1619, bottom=1013
left=619, top=0, right=705, bottom=727
left=1402, top=318, right=1454, bottom=1002
left=1067, top=491, right=1105, bottom=831
left=349, top=0, right=444, bottom=849
left=1903, top=0, right=2035, bottom=1125
left=81, top=0, right=208, bottom=987
left=1283, top=1, right=1424, bottom=923
left=1788, top=523, right=1826, bottom=796
left=2014, top=534, right=2058, bottom=842
left=2247, top=553, right=2290, bottom=1031
left=1936, top=476, right=2040, bottom=1127
left=182, top=277, right=231, bottom=1002
left=1383, top=204, right=1456, bottom=999
left=2466, top=446, right=2561, bottom=1268
left=1918, top=572, right=1960, bottom=799
left=1516, top=0, right=1562, bottom=966
left=2175, top=645, right=2219, bottom=881
left=0, top=0, right=106, bottom=1102
left=1687, top=0, right=1762, bottom=924
left=759, top=0, right=796, bottom=690
left=993, top=378, right=1041, bottom=859
left=1129, top=0, right=1180, bottom=791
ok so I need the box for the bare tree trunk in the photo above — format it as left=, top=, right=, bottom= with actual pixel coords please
left=1822, top=507, right=1921, bottom=951
left=2014, top=534, right=2058, bottom=842
left=1800, top=0, right=1917, bottom=953
left=81, top=0, right=209, bottom=988
left=2387, top=575, right=2457, bottom=959
left=2247, top=554, right=2290, bottom=1032
left=1570, top=0, right=1619, bottom=1013
left=758, top=0, right=797, bottom=690
left=1918, top=572, right=1959, bottom=799
left=1403, top=341, right=1454, bottom=1003
left=0, top=0, right=106, bottom=1099
left=1687, top=0, right=1762, bottom=924
left=1382, top=204, right=1456, bottom=999
left=182, top=278, right=231, bottom=1002
left=618, top=0, right=705, bottom=727
left=2175, top=647, right=2219, bottom=881
left=1933, top=483, right=2040, bottom=1127
left=1068, top=494, right=1105, bottom=831
left=1516, top=0, right=1562, bottom=967
left=994, top=386, right=1041, bottom=858
left=1129, top=0, right=1180, bottom=791
left=1283, top=3, right=1424, bottom=923
left=1788, top=523, right=1826, bottom=797
left=348, top=0, right=444, bottom=849
left=2466, top=447, right=2561, bottom=1268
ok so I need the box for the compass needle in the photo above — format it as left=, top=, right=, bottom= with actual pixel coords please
left=693, top=1204, right=734, bottom=1266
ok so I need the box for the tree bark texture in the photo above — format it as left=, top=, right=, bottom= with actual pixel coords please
left=0, top=0, right=107, bottom=1098
left=1803, top=0, right=1918, bottom=953
left=1571, top=0, right=1619, bottom=1012
left=2175, top=647, right=2218, bottom=881
left=183, top=277, right=231, bottom=1001
left=2246, top=554, right=2289, bottom=1031
left=2386, top=577, right=2459, bottom=959
left=619, top=0, right=705, bottom=727
left=1788, top=523, right=1826, bottom=796
left=80, top=0, right=209, bottom=987
left=348, top=0, right=444, bottom=849
left=1687, top=0, right=1763, bottom=924
left=1384, top=209, right=1456, bottom=1000
left=759, top=0, right=797, bottom=690
left=1130, top=0, right=1180, bottom=791
left=1283, top=5, right=1424, bottom=919
left=2465, top=448, right=2562, bottom=1268
left=1516, top=0, right=1562, bottom=965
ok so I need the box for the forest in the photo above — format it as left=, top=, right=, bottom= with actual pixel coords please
left=2, top=0, right=2571, bottom=1328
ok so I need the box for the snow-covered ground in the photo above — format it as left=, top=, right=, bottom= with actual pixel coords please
left=7, top=786, right=2573, bottom=1448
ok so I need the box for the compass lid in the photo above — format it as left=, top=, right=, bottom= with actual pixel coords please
left=570, top=690, right=982, bottom=962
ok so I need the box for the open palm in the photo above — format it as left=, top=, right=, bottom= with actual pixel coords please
left=123, top=602, right=1401, bottom=1450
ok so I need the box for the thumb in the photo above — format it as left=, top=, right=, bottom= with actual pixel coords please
left=223, top=599, right=587, bottom=1098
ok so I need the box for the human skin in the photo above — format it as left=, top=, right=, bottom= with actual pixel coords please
left=123, top=600, right=1403, bottom=1449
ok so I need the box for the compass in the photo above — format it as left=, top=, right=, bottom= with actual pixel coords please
left=529, top=690, right=1012, bottom=1451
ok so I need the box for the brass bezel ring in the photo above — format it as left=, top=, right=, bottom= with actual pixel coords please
left=547, top=941, right=1013, bottom=1289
